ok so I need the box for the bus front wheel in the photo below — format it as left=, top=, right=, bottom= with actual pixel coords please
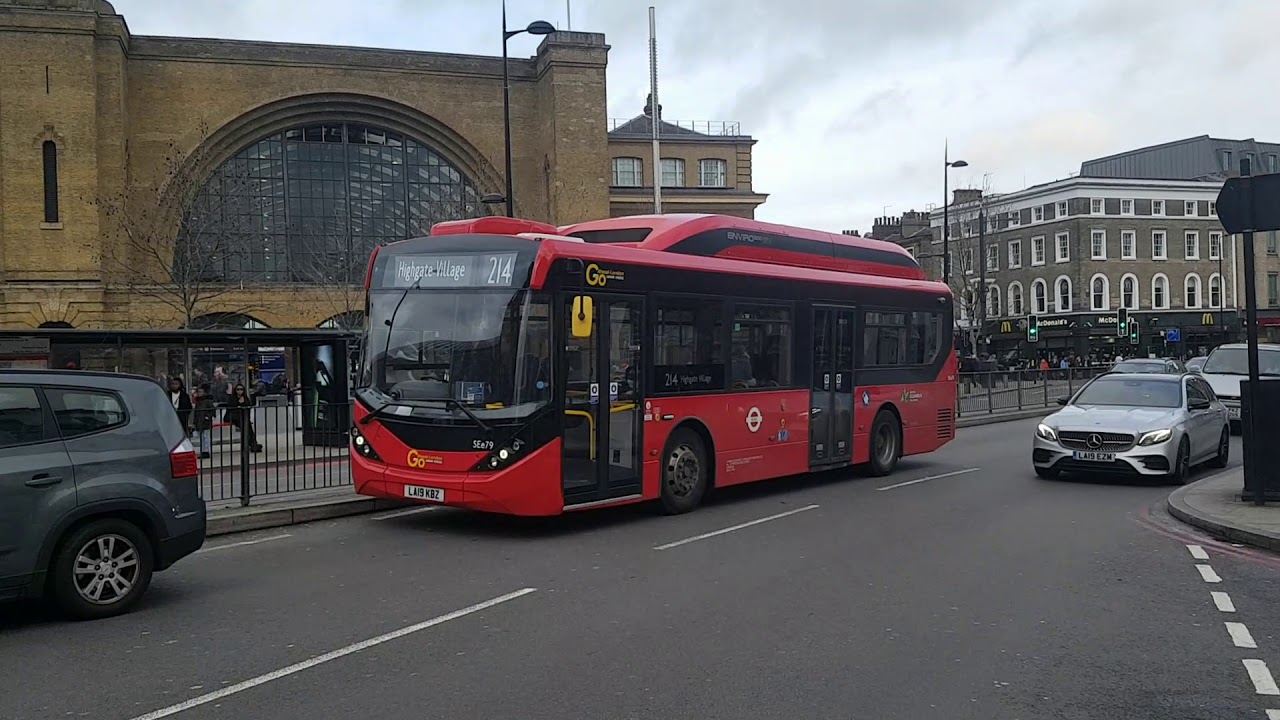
left=868, top=410, right=901, bottom=477
left=660, top=428, right=709, bottom=515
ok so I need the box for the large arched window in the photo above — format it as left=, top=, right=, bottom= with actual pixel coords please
left=1152, top=273, right=1170, bottom=309
left=987, top=284, right=1001, bottom=317
left=188, top=313, right=268, bottom=330
left=1090, top=273, right=1110, bottom=311
left=1008, top=281, right=1024, bottom=316
left=184, top=122, right=489, bottom=284
left=1055, top=275, right=1073, bottom=313
left=1209, top=273, right=1223, bottom=310
left=1032, top=279, right=1048, bottom=315
left=1120, top=274, right=1139, bottom=310
left=1184, top=273, right=1202, bottom=309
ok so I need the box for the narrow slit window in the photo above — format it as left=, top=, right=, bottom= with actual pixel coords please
left=42, top=140, right=59, bottom=224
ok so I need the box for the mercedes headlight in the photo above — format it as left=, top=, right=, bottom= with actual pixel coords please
left=1036, top=423, right=1058, bottom=441
left=1137, top=429, right=1172, bottom=446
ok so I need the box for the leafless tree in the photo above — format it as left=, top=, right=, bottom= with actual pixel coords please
left=946, top=175, right=1015, bottom=355
left=98, top=122, right=264, bottom=328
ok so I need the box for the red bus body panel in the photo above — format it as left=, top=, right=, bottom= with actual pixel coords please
left=352, top=402, right=568, bottom=516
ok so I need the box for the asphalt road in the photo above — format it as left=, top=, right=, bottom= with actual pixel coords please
left=3, top=418, right=1278, bottom=720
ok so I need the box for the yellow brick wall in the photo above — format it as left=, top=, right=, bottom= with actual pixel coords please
left=0, top=4, right=612, bottom=328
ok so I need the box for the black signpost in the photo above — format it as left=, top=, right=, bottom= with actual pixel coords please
left=1215, top=159, right=1280, bottom=504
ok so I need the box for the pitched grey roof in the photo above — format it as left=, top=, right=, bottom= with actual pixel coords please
left=1080, top=135, right=1280, bottom=180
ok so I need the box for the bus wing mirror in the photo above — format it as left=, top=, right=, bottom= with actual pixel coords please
left=571, top=296, right=593, bottom=338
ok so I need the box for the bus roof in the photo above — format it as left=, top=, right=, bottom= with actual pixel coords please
left=557, top=214, right=925, bottom=281
left=528, top=233, right=948, bottom=297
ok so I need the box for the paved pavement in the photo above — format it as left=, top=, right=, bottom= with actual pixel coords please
left=1169, top=467, right=1280, bottom=551
left=4, top=420, right=1279, bottom=719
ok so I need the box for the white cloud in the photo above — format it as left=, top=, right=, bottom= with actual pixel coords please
left=110, top=0, right=1279, bottom=233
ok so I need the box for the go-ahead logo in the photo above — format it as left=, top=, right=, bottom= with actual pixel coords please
left=407, top=449, right=443, bottom=468
left=585, top=263, right=625, bottom=287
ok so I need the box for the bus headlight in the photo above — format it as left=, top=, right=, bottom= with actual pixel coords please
left=350, top=425, right=382, bottom=461
left=475, top=438, right=528, bottom=471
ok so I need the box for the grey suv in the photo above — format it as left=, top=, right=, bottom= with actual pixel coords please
left=0, top=371, right=206, bottom=619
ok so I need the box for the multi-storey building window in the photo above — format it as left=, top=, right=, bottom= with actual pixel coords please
left=1121, top=274, right=1139, bottom=310
left=1121, top=230, right=1136, bottom=259
left=1091, top=229, right=1106, bottom=260
left=1184, top=274, right=1201, bottom=308
left=1055, top=232, right=1070, bottom=263
left=1152, top=274, right=1170, bottom=309
left=1090, top=274, right=1109, bottom=311
left=1152, top=230, right=1167, bottom=260
left=1184, top=231, right=1199, bottom=260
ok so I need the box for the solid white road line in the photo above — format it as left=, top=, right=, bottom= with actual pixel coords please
left=372, top=506, right=439, bottom=521
left=126, top=587, right=538, bottom=720
left=1227, top=622, right=1259, bottom=649
left=1187, top=544, right=1210, bottom=560
left=1212, top=591, right=1237, bottom=613
left=1244, top=659, right=1280, bottom=696
left=196, top=534, right=292, bottom=554
left=653, top=505, right=820, bottom=551
left=1266, top=709, right=1280, bottom=719
left=1196, top=564, right=1223, bottom=583
left=876, top=467, right=980, bottom=491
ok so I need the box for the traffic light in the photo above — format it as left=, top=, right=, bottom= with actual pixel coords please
left=1117, top=308, right=1129, bottom=337
left=1027, top=315, right=1039, bottom=343
left=1128, top=322, right=1140, bottom=344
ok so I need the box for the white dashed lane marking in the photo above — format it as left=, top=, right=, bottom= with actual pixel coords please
left=653, top=505, right=820, bottom=551
left=1196, top=564, right=1223, bottom=583
left=126, top=587, right=538, bottom=719
left=372, top=506, right=439, bottom=521
left=1187, top=544, right=1210, bottom=560
left=196, top=534, right=292, bottom=554
left=875, top=467, right=980, bottom=491
left=1212, top=591, right=1237, bottom=613
left=1266, top=709, right=1280, bottom=719
left=1244, top=660, right=1280, bottom=696
left=1226, top=622, right=1259, bottom=649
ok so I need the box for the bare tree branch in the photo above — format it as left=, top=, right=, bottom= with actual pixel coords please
left=96, top=122, right=265, bottom=328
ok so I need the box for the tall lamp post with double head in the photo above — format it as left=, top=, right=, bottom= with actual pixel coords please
left=501, top=3, right=555, bottom=217
left=942, top=156, right=968, bottom=285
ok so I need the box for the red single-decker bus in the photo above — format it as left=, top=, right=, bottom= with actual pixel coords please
left=350, top=213, right=957, bottom=516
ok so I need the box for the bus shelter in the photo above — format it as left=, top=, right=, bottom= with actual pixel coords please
left=0, top=328, right=356, bottom=447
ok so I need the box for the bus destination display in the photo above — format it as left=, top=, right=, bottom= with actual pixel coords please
left=386, top=252, right=519, bottom=288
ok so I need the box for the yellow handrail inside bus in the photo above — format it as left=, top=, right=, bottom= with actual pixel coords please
left=563, top=402, right=638, bottom=460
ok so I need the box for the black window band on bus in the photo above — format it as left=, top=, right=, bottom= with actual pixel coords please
left=730, top=303, right=793, bottom=389
left=653, top=296, right=726, bottom=394
left=860, top=308, right=943, bottom=368
left=569, top=228, right=654, bottom=244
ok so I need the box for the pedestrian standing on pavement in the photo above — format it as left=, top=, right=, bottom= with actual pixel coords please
left=168, top=377, right=193, bottom=430
left=226, top=383, right=263, bottom=454
left=190, top=385, right=215, bottom=459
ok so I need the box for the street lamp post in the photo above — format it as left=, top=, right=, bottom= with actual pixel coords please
left=942, top=154, right=968, bottom=285
left=978, top=209, right=986, bottom=354
left=501, top=2, right=555, bottom=217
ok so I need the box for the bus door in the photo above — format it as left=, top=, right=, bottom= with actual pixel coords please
left=560, top=293, right=645, bottom=505
left=810, top=306, right=856, bottom=467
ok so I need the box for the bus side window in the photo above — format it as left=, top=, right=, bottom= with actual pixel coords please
left=731, top=304, right=792, bottom=387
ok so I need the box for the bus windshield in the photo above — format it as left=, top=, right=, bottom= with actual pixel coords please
left=361, top=289, right=552, bottom=419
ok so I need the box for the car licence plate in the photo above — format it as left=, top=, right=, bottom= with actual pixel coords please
left=1229, top=406, right=1241, bottom=419
left=1072, top=451, right=1115, bottom=462
left=404, top=484, right=445, bottom=502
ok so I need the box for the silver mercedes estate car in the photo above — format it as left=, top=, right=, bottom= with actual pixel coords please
left=1032, top=372, right=1230, bottom=484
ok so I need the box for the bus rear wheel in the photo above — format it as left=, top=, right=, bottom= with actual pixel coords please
left=867, top=410, right=901, bottom=477
left=660, top=428, right=709, bottom=515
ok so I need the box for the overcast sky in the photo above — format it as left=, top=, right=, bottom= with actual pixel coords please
left=112, top=0, right=1279, bottom=234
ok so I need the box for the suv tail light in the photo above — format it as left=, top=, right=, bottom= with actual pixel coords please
left=171, top=437, right=199, bottom=479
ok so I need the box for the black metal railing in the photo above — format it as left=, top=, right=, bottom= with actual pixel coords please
left=191, top=396, right=350, bottom=506
left=956, top=367, right=1108, bottom=417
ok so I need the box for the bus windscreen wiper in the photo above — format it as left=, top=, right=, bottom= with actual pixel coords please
left=439, top=398, right=492, bottom=434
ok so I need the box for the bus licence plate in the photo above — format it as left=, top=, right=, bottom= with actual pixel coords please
left=404, top=485, right=445, bottom=502
left=1072, top=451, right=1115, bottom=462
